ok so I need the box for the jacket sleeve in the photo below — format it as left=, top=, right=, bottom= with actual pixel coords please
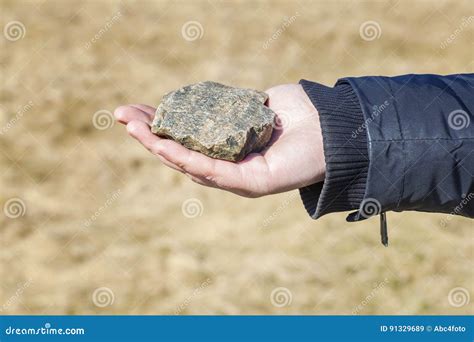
left=299, top=74, right=474, bottom=222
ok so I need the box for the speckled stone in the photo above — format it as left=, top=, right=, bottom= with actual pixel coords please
left=151, top=81, right=275, bottom=162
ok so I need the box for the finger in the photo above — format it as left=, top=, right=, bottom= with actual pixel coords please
left=129, top=104, right=156, bottom=117
left=128, top=120, right=246, bottom=192
left=126, top=120, right=184, bottom=173
left=125, top=120, right=216, bottom=181
left=186, top=174, right=218, bottom=187
left=126, top=120, right=160, bottom=151
left=157, top=154, right=185, bottom=173
left=154, top=139, right=244, bottom=190
left=114, top=105, right=153, bottom=125
left=126, top=121, right=226, bottom=186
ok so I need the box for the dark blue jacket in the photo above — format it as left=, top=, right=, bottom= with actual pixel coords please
left=299, top=74, right=473, bottom=244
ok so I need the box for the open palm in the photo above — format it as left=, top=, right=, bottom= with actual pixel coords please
left=114, top=84, right=325, bottom=197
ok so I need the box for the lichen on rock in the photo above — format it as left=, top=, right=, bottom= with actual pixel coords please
left=151, top=81, right=276, bottom=162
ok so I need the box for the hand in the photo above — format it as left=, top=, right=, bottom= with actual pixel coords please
left=114, top=84, right=325, bottom=198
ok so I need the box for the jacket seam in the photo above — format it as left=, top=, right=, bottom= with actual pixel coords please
left=386, top=79, right=406, bottom=209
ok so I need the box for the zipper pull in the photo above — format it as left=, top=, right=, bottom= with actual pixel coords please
left=380, top=212, right=388, bottom=247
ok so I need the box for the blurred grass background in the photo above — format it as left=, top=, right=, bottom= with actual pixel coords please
left=0, top=0, right=473, bottom=314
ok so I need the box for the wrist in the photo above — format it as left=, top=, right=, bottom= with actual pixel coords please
left=298, top=79, right=369, bottom=219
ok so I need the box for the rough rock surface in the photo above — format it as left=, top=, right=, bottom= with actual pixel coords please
left=151, top=81, right=276, bottom=162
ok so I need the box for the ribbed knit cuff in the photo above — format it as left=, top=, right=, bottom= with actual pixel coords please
left=299, top=79, right=369, bottom=219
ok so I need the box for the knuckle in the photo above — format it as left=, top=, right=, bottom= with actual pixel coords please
left=204, top=174, right=217, bottom=183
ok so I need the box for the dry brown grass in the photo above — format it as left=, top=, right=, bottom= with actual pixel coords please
left=0, top=0, right=473, bottom=315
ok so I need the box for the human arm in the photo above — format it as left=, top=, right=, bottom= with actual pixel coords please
left=301, top=73, right=474, bottom=222
left=114, top=84, right=326, bottom=198
left=114, top=74, right=474, bottom=223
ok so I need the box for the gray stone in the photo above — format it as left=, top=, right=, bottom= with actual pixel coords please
left=151, top=81, right=275, bottom=162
